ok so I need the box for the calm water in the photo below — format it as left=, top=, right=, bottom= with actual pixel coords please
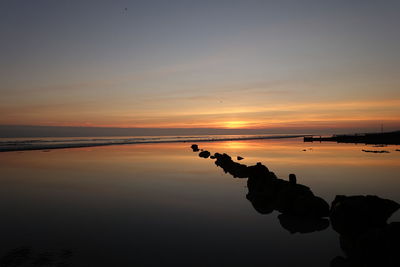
left=0, top=137, right=399, bottom=266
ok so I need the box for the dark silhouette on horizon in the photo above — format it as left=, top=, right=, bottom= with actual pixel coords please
left=362, top=149, right=390, bottom=153
left=304, top=131, right=400, bottom=145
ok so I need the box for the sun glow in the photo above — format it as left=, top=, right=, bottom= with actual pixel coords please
left=222, top=121, right=250, bottom=129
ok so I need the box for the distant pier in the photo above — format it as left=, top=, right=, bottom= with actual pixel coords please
left=304, top=131, right=400, bottom=145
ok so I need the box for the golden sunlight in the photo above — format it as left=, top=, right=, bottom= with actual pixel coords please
left=222, top=121, right=250, bottom=128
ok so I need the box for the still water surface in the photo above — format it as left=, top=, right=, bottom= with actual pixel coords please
left=0, top=138, right=399, bottom=266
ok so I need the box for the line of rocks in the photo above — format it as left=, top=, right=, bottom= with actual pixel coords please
left=191, top=144, right=400, bottom=266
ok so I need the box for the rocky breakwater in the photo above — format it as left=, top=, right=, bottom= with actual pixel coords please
left=191, top=144, right=330, bottom=233
left=190, top=144, right=400, bottom=265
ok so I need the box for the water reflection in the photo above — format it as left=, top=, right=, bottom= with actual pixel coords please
left=330, top=195, right=400, bottom=267
left=0, top=247, right=72, bottom=267
left=192, top=145, right=400, bottom=267
left=0, top=140, right=399, bottom=266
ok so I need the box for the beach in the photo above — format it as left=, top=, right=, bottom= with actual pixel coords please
left=0, top=137, right=399, bottom=266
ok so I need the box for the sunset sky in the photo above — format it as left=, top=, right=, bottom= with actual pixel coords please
left=1, top=0, right=400, bottom=134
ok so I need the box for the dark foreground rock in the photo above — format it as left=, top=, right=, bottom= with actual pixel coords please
left=212, top=151, right=330, bottom=218
left=330, top=195, right=400, bottom=236
left=214, top=153, right=276, bottom=180
left=191, top=144, right=199, bottom=152
left=198, top=150, right=211, bottom=158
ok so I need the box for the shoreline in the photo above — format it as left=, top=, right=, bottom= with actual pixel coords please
left=0, top=134, right=305, bottom=152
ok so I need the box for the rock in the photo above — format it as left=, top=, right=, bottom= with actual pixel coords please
left=210, top=155, right=216, bottom=159
left=191, top=144, right=199, bottom=152
left=211, top=151, right=330, bottom=219
left=269, top=171, right=278, bottom=179
left=237, top=156, right=244, bottom=160
left=293, top=195, right=330, bottom=217
left=214, top=153, right=250, bottom=178
left=289, top=173, right=297, bottom=184
left=330, top=195, right=400, bottom=236
left=247, top=162, right=273, bottom=180
left=198, top=150, right=211, bottom=158
left=275, top=183, right=314, bottom=214
left=362, top=149, right=390, bottom=153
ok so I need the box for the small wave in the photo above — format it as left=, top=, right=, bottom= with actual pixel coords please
left=0, top=134, right=304, bottom=152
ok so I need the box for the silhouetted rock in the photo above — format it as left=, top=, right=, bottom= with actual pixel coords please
left=293, top=195, right=330, bottom=217
left=275, top=183, right=313, bottom=214
left=214, top=153, right=253, bottom=178
left=237, top=156, right=244, bottom=160
left=199, top=150, right=211, bottom=158
left=330, top=195, right=400, bottom=236
left=289, top=173, right=297, bottom=184
left=210, top=155, right=216, bottom=159
left=278, top=214, right=330, bottom=234
left=247, top=162, right=273, bottom=180
left=362, top=149, right=390, bottom=153
left=191, top=144, right=199, bottom=152
left=212, top=151, right=330, bottom=218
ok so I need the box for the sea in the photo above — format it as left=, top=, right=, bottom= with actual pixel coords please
left=0, top=135, right=399, bottom=266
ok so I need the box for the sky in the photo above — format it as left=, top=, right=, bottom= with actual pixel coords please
left=1, top=0, right=400, bottom=135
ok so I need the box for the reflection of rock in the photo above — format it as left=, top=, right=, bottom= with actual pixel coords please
left=331, top=222, right=400, bottom=267
left=246, top=192, right=275, bottom=214
left=0, top=247, right=31, bottom=266
left=362, top=149, right=390, bottom=153
left=199, top=150, right=211, bottom=158
left=191, top=144, right=199, bottom=152
left=330, top=195, right=400, bottom=236
left=0, top=247, right=73, bottom=267
left=278, top=214, right=329, bottom=234
left=330, top=195, right=400, bottom=267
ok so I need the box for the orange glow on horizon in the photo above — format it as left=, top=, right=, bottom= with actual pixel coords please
left=1, top=98, right=400, bottom=131
left=221, top=121, right=250, bottom=128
